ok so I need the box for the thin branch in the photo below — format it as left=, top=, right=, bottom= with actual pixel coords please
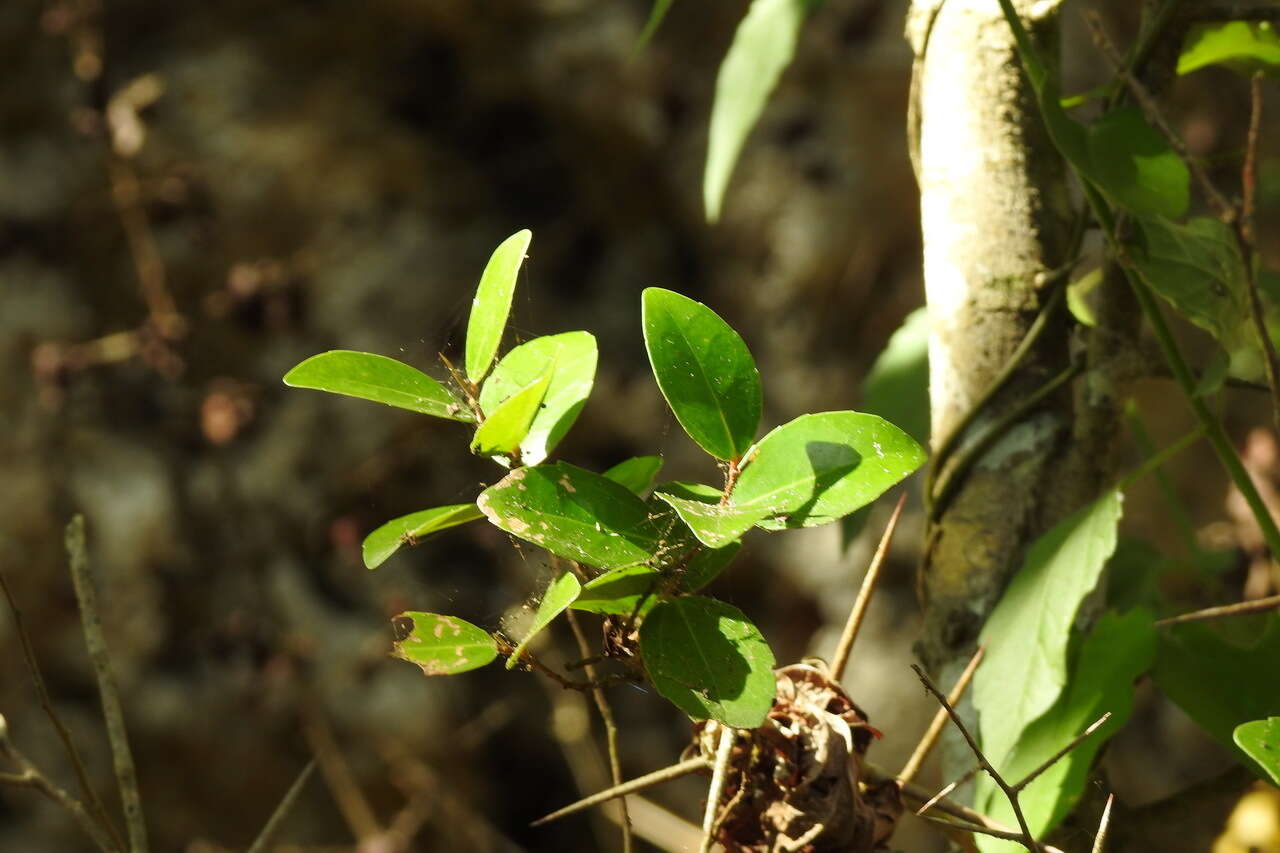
left=246, top=759, right=316, bottom=853
left=911, top=665, right=1040, bottom=851
left=0, top=565, right=122, bottom=849
left=700, top=726, right=735, bottom=853
left=530, top=757, right=711, bottom=827
left=65, top=516, right=148, bottom=853
left=1012, top=713, right=1111, bottom=793
left=916, top=766, right=979, bottom=817
left=920, top=813, right=1038, bottom=844
left=565, top=609, right=632, bottom=853
left=0, top=714, right=119, bottom=852
left=1155, top=593, right=1280, bottom=627
left=829, top=491, right=908, bottom=681
left=303, top=714, right=382, bottom=841
left=1092, top=793, right=1115, bottom=853
left=1242, top=72, right=1263, bottom=245
left=899, top=645, right=985, bottom=784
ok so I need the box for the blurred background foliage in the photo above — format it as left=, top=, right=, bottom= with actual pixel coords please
left=0, top=0, right=1277, bottom=850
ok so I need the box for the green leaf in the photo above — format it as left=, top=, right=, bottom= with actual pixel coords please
left=603, top=456, right=664, bottom=495
left=1066, top=267, right=1103, bottom=328
left=476, top=462, right=664, bottom=569
left=677, top=541, right=741, bottom=592
left=652, top=491, right=772, bottom=549
left=478, top=332, right=597, bottom=465
left=862, top=306, right=930, bottom=445
left=1131, top=216, right=1251, bottom=350
left=506, top=572, right=582, bottom=669
left=1086, top=107, right=1190, bottom=218
left=704, top=0, right=808, bottom=222
left=391, top=612, right=498, bottom=676
left=1234, top=718, right=1280, bottom=786
left=362, top=504, right=484, bottom=569
left=1154, top=614, right=1280, bottom=780
left=975, top=609, right=1156, bottom=852
left=471, top=372, right=551, bottom=459
left=640, top=596, right=777, bottom=727
left=636, top=0, right=675, bottom=49
left=1179, top=21, right=1280, bottom=77
left=975, top=489, right=1123, bottom=771
left=571, top=566, right=661, bottom=616
left=465, top=229, right=533, bottom=383
left=284, top=351, right=471, bottom=421
left=642, top=288, right=762, bottom=460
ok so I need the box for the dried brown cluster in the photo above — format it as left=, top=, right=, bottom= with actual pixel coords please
left=687, top=662, right=901, bottom=852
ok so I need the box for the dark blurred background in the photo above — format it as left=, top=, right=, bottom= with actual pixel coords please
left=1, top=1, right=1276, bottom=851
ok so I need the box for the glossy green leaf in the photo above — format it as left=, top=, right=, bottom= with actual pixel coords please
left=470, top=372, right=551, bottom=459
left=506, top=572, right=581, bottom=669
left=1154, top=614, right=1280, bottom=780
left=476, top=462, right=663, bottom=569
left=1179, top=21, right=1280, bottom=77
left=478, top=332, right=597, bottom=465
left=1234, top=718, right=1280, bottom=786
left=1086, top=107, right=1190, bottom=218
left=652, top=491, right=772, bottom=549
left=704, top=0, right=807, bottom=222
left=603, top=456, right=664, bottom=495
left=640, top=596, right=776, bottom=727
left=1131, top=216, right=1250, bottom=350
left=571, top=566, right=660, bottom=616
left=975, top=489, right=1123, bottom=771
left=677, top=541, right=741, bottom=592
left=975, top=609, right=1156, bottom=852
left=643, top=288, right=762, bottom=460
left=284, top=351, right=471, bottom=421
left=465, top=229, right=532, bottom=383
left=362, top=504, right=484, bottom=569
left=391, top=612, right=497, bottom=676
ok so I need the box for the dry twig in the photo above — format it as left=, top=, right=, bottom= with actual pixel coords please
left=246, top=760, right=316, bottom=853
left=899, top=646, right=985, bottom=784
left=1155, top=593, right=1280, bottom=627
left=830, top=492, right=907, bottom=681
left=531, top=757, right=711, bottom=827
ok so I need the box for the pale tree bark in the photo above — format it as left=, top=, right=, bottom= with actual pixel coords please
left=906, top=0, right=1123, bottom=681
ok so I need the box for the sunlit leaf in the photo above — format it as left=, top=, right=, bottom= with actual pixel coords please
left=391, top=612, right=497, bottom=676
left=1234, top=717, right=1280, bottom=786
left=362, top=504, right=484, bottom=569
left=640, top=596, right=777, bottom=727
left=476, top=462, right=664, bottom=569
left=471, top=372, right=551, bottom=459
left=862, top=306, right=930, bottom=445
left=571, top=566, right=660, bottom=616
left=506, top=572, right=582, bottom=669
left=1086, top=107, right=1190, bottom=218
left=643, top=288, right=762, bottom=460
left=704, top=0, right=808, bottom=221
left=284, top=351, right=471, bottom=421
left=465, top=229, right=532, bottom=383
left=975, top=489, right=1123, bottom=771
left=1179, top=21, right=1280, bottom=77
left=975, top=609, right=1156, bottom=851
left=478, top=331, right=597, bottom=465
left=603, top=456, right=664, bottom=496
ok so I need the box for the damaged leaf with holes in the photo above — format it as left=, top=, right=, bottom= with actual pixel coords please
left=392, top=612, right=498, bottom=676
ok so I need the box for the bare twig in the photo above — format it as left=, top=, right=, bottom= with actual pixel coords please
left=530, top=757, right=711, bottom=827
left=920, top=813, right=1038, bottom=844
left=1155, top=593, right=1280, bottom=627
left=911, top=664, right=1040, bottom=851
left=303, top=714, right=381, bottom=841
left=700, top=726, right=735, bottom=852
left=0, top=565, right=122, bottom=849
left=1242, top=72, right=1263, bottom=245
left=65, top=516, right=148, bottom=853
left=246, top=759, right=316, bottom=853
left=1012, top=713, right=1111, bottom=793
left=916, top=765, right=980, bottom=817
left=830, top=492, right=907, bottom=681
left=565, top=609, right=633, bottom=853
left=1092, top=793, right=1115, bottom=853
left=898, top=645, right=985, bottom=784
left=0, top=714, right=119, bottom=852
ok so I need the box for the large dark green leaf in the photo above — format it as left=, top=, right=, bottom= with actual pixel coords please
left=506, top=572, right=581, bottom=669
left=643, top=288, right=762, bottom=461
left=465, top=229, right=532, bottom=383
left=391, top=612, right=497, bottom=676
left=476, top=462, right=663, bottom=569
left=640, top=596, right=776, bottom=727
left=975, top=609, right=1156, bottom=851
left=284, top=351, right=471, bottom=421
left=975, top=490, right=1123, bottom=771
left=1154, top=614, right=1280, bottom=780
left=478, top=332, right=597, bottom=465
left=1179, top=21, right=1280, bottom=77
left=362, top=504, right=484, bottom=569
left=704, top=0, right=808, bottom=221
